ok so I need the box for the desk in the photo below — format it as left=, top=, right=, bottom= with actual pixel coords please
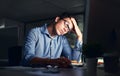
left=0, top=66, right=119, bottom=76
left=0, top=66, right=86, bottom=76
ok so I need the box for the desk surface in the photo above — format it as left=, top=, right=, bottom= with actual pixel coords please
left=0, top=66, right=86, bottom=76
left=0, top=66, right=119, bottom=76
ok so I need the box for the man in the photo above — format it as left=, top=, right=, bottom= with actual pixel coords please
left=21, top=14, right=82, bottom=68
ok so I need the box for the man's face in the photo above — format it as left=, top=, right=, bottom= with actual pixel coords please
left=55, top=17, right=73, bottom=35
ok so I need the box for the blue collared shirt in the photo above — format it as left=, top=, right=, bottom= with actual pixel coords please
left=22, top=24, right=82, bottom=66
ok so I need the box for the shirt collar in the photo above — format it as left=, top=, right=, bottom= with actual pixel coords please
left=41, top=24, right=58, bottom=39
left=41, top=24, right=49, bottom=35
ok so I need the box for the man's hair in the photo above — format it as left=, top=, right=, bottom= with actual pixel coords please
left=59, top=12, right=74, bottom=19
left=50, top=12, right=74, bottom=24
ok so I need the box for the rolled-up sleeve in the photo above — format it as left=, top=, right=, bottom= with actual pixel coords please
left=72, top=39, right=82, bottom=62
left=74, top=39, right=82, bottom=51
left=62, top=36, right=83, bottom=62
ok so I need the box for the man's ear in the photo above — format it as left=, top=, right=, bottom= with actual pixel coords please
left=55, top=16, right=60, bottom=22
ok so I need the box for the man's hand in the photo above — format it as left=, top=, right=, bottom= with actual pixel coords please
left=70, top=17, right=82, bottom=43
left=29, top=57, right=72, bottom=68
left=55, top=57, right=72, bottom=68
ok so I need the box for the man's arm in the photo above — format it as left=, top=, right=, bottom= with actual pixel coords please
left=29, top=57, right=72, bottom=68
left=70, top=17, right=83, bottom=62
left=70, top=17, right=83, bottom=43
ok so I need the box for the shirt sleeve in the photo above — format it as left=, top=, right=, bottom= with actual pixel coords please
left=74, top=39, right=82, bottom=52
left=62, top=36, right=73, bottom=60
left=72, top=39, right=83, bottom=62
left=62, top=36, right=83, bottom=62
left=22, top=28, right=38, bottom=66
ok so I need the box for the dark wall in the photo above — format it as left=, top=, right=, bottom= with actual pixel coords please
left=0, top=27, right=18, bottom=59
